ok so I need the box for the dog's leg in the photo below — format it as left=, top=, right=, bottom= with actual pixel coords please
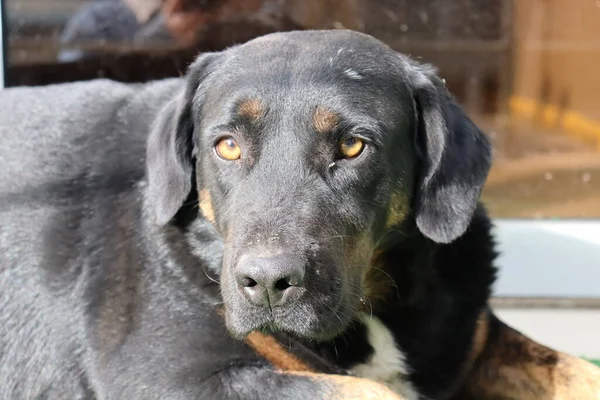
left=237, top=331, right=406, bottom=400
left=456, top=311, right=600, bottom=400
left=202, top=369, right=407, bottom=400
left=261, top=371, right=408, bottom=400
left=203, top=364, right=406, bottom=400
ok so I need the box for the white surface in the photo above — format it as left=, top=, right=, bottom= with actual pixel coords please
left=495, top=308, right=600, bottom=359
left=492, top=220, right=600, bottom=298
left=492, top=220, right=600, bottom=359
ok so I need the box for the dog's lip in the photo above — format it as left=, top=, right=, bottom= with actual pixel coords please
left=226, top=296, right=354, bottom=341
left=226, top=318, right=272, bottom=340
left=227, top=318, right=279, bottom=340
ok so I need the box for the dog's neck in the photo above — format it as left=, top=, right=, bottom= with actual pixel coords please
left=370, top=205, right=497, bottom=315
left=367, top=219, right=438, bottom=311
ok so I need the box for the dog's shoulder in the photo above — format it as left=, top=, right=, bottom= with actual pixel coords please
left=0, top=77, right=194, bottom=399
left=0, top=77, right=186, bottom=293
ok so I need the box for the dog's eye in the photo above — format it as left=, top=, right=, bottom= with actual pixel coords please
left=339, top=137, right=364, bottom=159
left=215, top=137, right=241, bottom=161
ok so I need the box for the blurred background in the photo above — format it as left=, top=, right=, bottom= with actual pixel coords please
left=5, top=0, right=600, bottom=220
left=2, top=0, right=600, bottom=359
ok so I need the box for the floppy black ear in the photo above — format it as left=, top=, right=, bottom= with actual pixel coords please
left=410, top=63, right=493, bottom=243
left=146, top=54, right=218, bottom=225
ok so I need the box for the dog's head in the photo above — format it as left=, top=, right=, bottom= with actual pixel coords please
left=146, top=30, right=492, bottom=340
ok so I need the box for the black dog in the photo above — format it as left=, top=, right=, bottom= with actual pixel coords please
left=1, top=30, right=598, bottom=400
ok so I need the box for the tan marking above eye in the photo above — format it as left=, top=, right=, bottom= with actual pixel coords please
left=339, top=137, right=365, bottom=158
left=215, top=137, right=241, bottom=160
left=313, top=107, right=340, bottom=133
left=237, top=99, right=265, bottom=121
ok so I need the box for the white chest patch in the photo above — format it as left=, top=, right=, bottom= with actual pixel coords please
left=350, top=315, right=421, bottom=400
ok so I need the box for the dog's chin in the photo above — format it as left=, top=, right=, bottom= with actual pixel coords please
left=223, top=301, right=354, bottom=342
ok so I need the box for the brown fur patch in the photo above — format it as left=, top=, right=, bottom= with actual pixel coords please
left=385, top=192, right=410, bottom=229
left=362, top=262, right=391, bottom=308
left=287, top=372, right=406, bottom=399
left=313, top=107, right=340, bottom=133
left=338, top=233, right=381, bottom=312
left=460, top=313, right=600, bottom=399
left=237, top=98, right=265, bottom=122
left=361, top=248, right=400, bottom=310
left=245, top=331, right=313, bottom=372
left=199, top=189, right=215, bottom=224
left=468, top=309, right=490, bottom=365
left=362, top=193, right=412, bottom=309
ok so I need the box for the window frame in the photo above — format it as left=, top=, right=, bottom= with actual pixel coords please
left=0, top=0, right=6, bottom=88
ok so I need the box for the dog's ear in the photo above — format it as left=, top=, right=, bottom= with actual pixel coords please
left=146, top=53, right=218, bottom=225
left=409, top=63, right=492, bottom=243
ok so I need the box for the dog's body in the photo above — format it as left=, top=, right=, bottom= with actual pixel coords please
left=1, top=30, right=599, bottom=400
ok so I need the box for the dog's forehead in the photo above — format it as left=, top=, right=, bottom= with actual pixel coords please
left=233, top=30, right=397, bottom=74
left=199, top=31, right=409, bottom=124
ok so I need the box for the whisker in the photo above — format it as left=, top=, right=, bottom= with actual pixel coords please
left=315, top=296, right=345, bottom=328
left=383, top=228, right=408, bottom=237
left=202, top=266, right=220, bottom=285
left=320, top=234, right=353, bottom=243
left=370, top=265, right=401, bottom=303
left=346, top=281, right=374, bottom=320
left=183, top=198, right=200, bottom=207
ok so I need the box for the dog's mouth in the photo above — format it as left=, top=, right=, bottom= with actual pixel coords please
left=225, top=304, right=355, bottom=342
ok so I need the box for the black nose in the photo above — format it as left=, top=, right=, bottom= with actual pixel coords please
left=235, top=253, right=306, bottom=308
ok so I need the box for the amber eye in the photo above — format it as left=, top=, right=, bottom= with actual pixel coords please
left=215, top=137, right=241, bottom=161
left=339, top=137, right=365, bottom=159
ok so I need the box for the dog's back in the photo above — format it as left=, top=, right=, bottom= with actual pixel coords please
left=0, top=79, right=184, bottom=194
left=0, top=78, right=180, bottom=398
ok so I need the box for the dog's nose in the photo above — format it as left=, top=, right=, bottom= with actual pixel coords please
left=235, top=253, right=305, bottom=308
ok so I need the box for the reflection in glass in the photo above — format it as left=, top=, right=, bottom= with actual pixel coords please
left=5, top=0, right=600, bottom=218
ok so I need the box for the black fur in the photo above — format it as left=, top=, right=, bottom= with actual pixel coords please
left=0, top=30, right=497, bottom=399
